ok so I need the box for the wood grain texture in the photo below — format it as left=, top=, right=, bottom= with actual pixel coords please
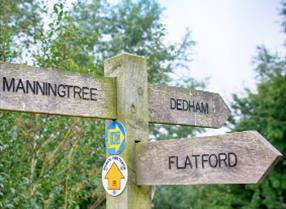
left=104, top=53, right=151, bottom=209
left=148, top=84, right=231, bottom=128
left=0, top=62, right=116, bottom=119
left=136, top=131, right=282, bottom=185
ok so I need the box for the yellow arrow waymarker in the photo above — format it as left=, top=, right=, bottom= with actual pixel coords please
left=102, top=155, right=128, bottom=196
left=105, top=162, right=125, bottom=190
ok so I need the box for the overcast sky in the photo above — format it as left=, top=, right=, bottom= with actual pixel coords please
left=160, top=0, right=285, bottom=95
left=157, top=0, right=285, bottom=135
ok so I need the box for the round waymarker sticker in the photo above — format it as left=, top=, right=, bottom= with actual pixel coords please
left=102, top=155, right=128, bottom=196
left=105, top=121, right=126, bottom=155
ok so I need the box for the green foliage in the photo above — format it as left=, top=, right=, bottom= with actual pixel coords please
left=1, top=0, right=284, bottom=208
left=0, top=1, right=107, bottom=208
left=0, top=0, right=199, bottom=208
left=0, top=0, right=43, bottom=62
left=33, top=2, right=101, bottom=76
left=0, top=113, right=106, bottom=209
left=153, top=186, right=195, bottom=209
left=228, top=46, right=286, bottom=209
left=164, top=47, right=286, bottom=209
left=72, top=0, right=195, bottom=84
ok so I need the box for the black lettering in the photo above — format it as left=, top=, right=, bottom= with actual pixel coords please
left=3, top=77, right=15, bottom=92
left=184, top=155, right=192, bottom=168
left=16, top=79, right=25, bottom=93
left=82, top=87, right=89, bottom=100
left=90, top=88, right=97, bottom=101
left=189, top=100, right=195, bottom=112
left=177, top=156, right=185, bottom=169
left=66, top=85, right=73, bottom=98
left=73, top=86, right=82, bottom=99
left=35, top=81, right=44, bottom=95
left=183, top=100, right=188, bottom=111
left=209, top=154, right=218, bottom=168
left=58, top=84, right=66, bottom=97
left=43, top=82, right=47, bottom=95
left=26, top=80, right=35, bottom=94
left=201, top=102, right=209, bottom=114
left=192, top=154, right=199, bottom=168
left=2, top=77, right=102, bottom=102
left=177, top=99, right=182, bottom=110
left=218, top=153, right=228, bottom=167
left=195, top=102, right=201, bottom=112
left=168, top=156, right=176, bottom=169
left=170, top=98, right=176, bottom=109
left=228, top=152, right=238, bottom=167
left=48, top=83, right=57, bottom=96
left=202, top=154, right=209, bottom=168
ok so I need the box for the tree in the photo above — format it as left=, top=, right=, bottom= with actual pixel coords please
left=0, top=0, right=43, bottom=62
left=205, top=3, right=286, bottom=207
left=173, top=44, right=286, bottom=209
left=228, top=46, right=286, bottom=209
left=155, top=2, right=286, bottom=208
left=0, top=0, right=201, bottom=208
left=72, top=0, right=195, bottom=84
left=155, top=48, right=286, bottom=209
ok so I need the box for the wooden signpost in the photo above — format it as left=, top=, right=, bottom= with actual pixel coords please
left=0, top=63, right=230, bottom=128
left=0, top=62, right=116, bottom=119
left=0, top=53, right=283, bottom=209
left=148, top=85, right=231, bottom=128
left=136, top=131, right=282, bottom=185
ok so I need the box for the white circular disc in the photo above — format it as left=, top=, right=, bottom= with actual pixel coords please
left=102, top=155, right=128, bottom=196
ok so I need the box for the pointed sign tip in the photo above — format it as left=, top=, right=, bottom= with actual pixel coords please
left=251, top=130, right=283, bottom=157
left=256, top=153, right=282, bottom=184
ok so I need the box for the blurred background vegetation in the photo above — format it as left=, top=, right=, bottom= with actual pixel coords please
left=0, top=0, right=285, bottom=208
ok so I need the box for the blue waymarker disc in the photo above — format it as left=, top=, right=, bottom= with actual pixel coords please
left=105, top=121, right=126, bottom=155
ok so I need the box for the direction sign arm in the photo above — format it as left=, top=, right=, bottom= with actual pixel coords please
left=136, top=131, right=282, bottom=185
left=148, top=84, right=231, bottom=128
left=0, top=62, right=117, bottom=119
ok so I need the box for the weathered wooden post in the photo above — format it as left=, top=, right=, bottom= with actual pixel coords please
left=104, top=53, right=151, bottom=209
